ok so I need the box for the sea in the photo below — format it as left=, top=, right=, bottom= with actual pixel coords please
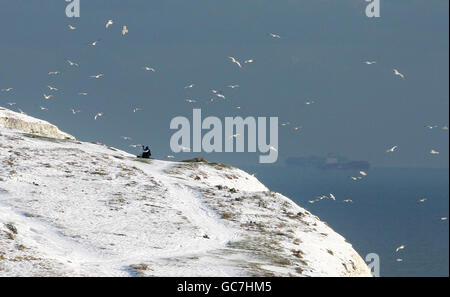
left=241, top=165, right=449, bottom=277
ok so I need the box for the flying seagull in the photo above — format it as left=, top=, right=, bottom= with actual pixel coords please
left=364, top=61, right=376, bottom=65
left=393, top=69, right=405, bottom=79
left=317, top=195, right=329, bottom=201
left=185, top=99, right=197, bottom=103
left=133, top=108, right=143, bottom=113
left=48, top=71, right=60, bottom=75
left=396, top=245, right=406, bottom=252
left=360, top=171, right=368, bottom=176
left=43, top=94, right=53, bottom=100
left=430, top=149, right=440, bottom=155
left=244, top=59, right=254, bottom=64
left=68, top=25, right=77, bottom=30
left=105, top=20, right=114, bottom=28
left=269, top=146, right=278, bottom=152
left=1, top=88, right=13, bottom=92
left=122, top=25, right=128, bottom=36
left=184, top=84, right=195, bottom=89
left=179, top=145, right=191, bottom=152
left=268, top=33, right=281, bottom=39
left=425, top=125, right=439, bottom=130
left=143, top=66, right=156, bottom=72
left=67, top=60, right=79, bottom=67
left=78, top=92, right=88, bottom=96
left=386, top=145, right=398, bottom=153
left=418, top=198, right=427, bottom=203
left=121, top=136, right=132, bottom=141
left=71, top=109, right=81, bottom=114
left=228, top=85, right=240, bottom=89
left=90, top=74, right=104, bottom=79
left=39, top=106, right=48, bottom=111
left=228, top=57, right=242, bottom=68
left=47, top=85, right=58, bottom=91
left=94, top=112, right=104, bottom=120
left=89, top=39, right=101, bottom=46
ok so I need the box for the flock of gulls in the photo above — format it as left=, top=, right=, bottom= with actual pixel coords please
left=0, top=16, right=448, bottom=267
left=1, top=20, right=130, bottom=119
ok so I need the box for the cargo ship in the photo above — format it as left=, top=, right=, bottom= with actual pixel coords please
left=286, top=154, right=370, bottom=171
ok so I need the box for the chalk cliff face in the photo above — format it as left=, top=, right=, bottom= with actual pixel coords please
left=0, top=107, right=74, bottom=140
left=0, top=108, right=371, bottom=277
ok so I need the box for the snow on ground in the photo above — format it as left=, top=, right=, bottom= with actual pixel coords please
left=0, top=109, right=371, bottom=277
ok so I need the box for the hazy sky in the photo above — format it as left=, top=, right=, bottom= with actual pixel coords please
left=0, top=0, right=448, bottom=168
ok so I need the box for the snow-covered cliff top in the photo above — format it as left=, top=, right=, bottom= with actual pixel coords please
left=0, top=109, right=371, bottom=277
left=0, top=107, right=74, bottom=140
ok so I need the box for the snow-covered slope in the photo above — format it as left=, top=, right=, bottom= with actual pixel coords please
left=0, top=108, right=371, bottom=277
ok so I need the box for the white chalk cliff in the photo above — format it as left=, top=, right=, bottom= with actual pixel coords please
left=0, top=108, right=371, bottom=277
left=0, top=107, right=74, bottom=140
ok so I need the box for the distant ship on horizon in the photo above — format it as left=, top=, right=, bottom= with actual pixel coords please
left=286, top=154, right=370, bottom=171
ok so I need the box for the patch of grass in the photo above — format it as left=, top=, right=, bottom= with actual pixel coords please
left=16, top=244, right=26, bottom=251
left=5, top=231, right=15, bottom=240
left=134, top=158, right=153, bottom=165
left=292, top=249, right=304, bottom=259
left=216, top=185, right=228, bottom=191
left=5, top=223, right=18, bottom=234
left=182, top=157, right=233, bottom=169
left=6, top=159, right=14, bottom=166
left=273, top=257, right=292, bottom=266
left=221, top=212, right=234, bottom=220
left=90, top=170, right=108, bottom=176
left=129, top=264, right=150, bottom=277
left=22, top=133, right=72, bottom=143
left=182, top=157, right=208, bottom=163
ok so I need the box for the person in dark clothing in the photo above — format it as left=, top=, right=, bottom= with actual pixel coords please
left=139, top=146, right=151, bottom=159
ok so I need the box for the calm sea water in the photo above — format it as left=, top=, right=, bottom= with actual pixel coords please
left=241, top=165, right=449, bottom=277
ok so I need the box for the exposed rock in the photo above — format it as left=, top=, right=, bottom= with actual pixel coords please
left=0, top=107, right=75, bottom=140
